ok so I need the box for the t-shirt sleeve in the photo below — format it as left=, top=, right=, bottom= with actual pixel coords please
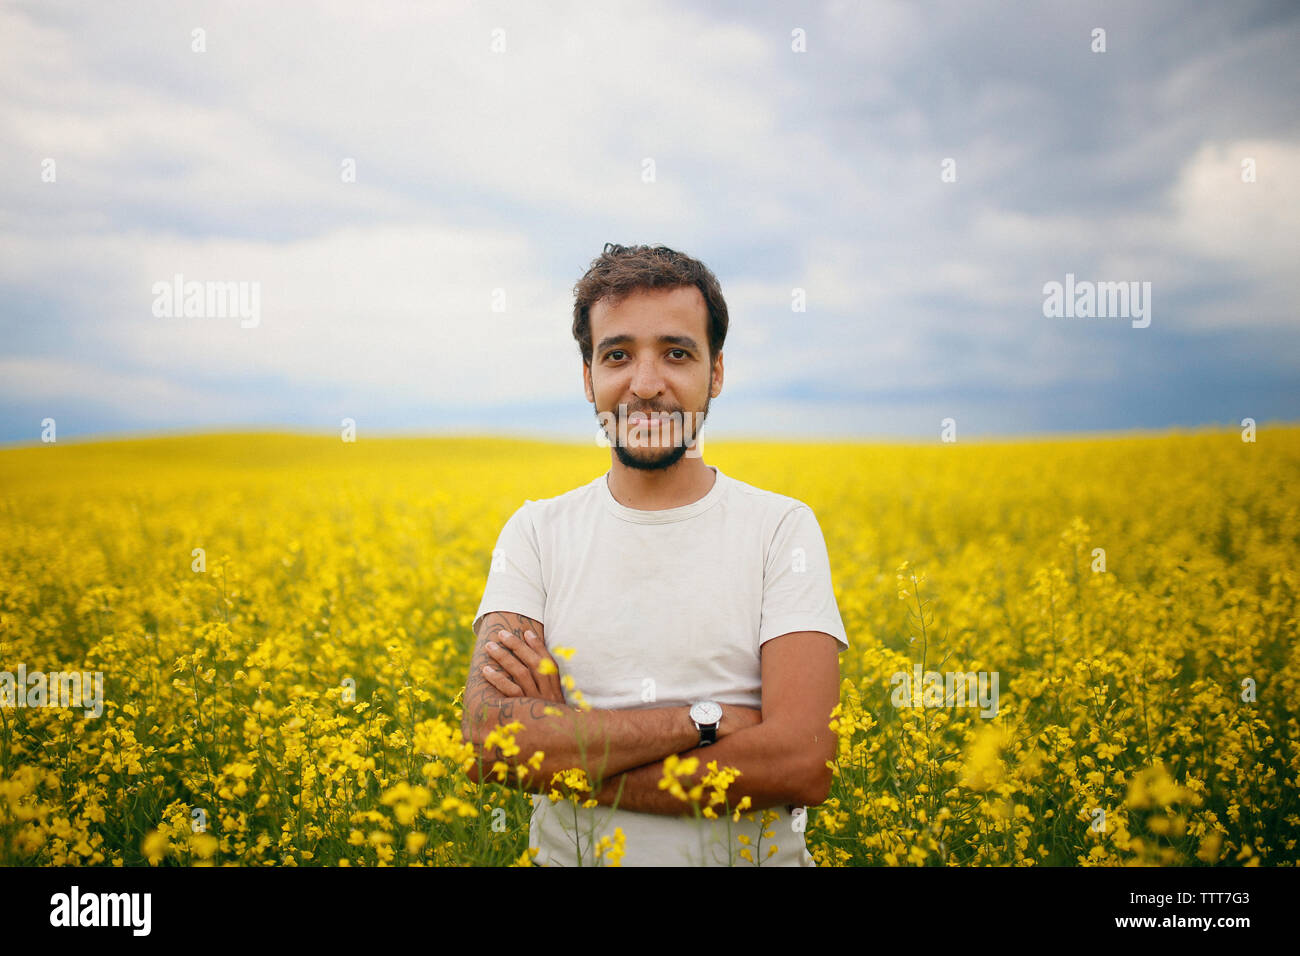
left=472, top=501, right=546, bottom=632
left=758, top=505, right=849, bottom=652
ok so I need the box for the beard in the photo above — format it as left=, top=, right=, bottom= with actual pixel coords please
left=598, top=391, right=711, bottom=472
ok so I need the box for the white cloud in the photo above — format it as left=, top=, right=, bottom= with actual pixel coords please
left=1169, top=139, right=1300, bottom=276
left=1, top=223, right=589, bottom=406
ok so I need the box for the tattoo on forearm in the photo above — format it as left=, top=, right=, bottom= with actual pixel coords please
left=463, top=610, right=548, bottom=737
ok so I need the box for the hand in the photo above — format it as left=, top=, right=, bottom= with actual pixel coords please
left=718, top=705, right=762, bottom=738
left=481, top=628, right=566, bottom=703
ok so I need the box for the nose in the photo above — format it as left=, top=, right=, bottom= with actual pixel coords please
left=629, top=355, right=665, bottom=400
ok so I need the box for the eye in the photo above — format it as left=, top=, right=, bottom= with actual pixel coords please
left=604, top=348, right=689, bottom=361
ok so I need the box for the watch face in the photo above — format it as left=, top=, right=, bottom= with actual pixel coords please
left=691, top=701, right=722, bottom=725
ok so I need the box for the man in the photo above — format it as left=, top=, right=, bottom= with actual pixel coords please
left=460, top=242, right=848, bottom=866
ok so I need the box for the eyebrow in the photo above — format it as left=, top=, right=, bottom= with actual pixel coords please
left=595, top=334, right=700, bottom=355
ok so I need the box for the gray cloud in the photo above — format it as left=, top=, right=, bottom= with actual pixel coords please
left=1, top=0, right=1296, bottom=443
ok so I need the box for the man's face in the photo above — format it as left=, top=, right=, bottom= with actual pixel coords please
left=583, top=285, right=723, bottom=471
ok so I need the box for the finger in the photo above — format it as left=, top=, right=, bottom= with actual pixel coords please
left=495, top=632, right=549, bottom=692
left=495, top=629, right=564, bottom=704
left=482, top=664, right=524, bottom=697
left=519, top=631, right=565, bottom=701
left=487, top=638, right=539, bottom=697
left=491, top=632, right=543, bottom=692
left=512, top=629, right=560, bottom=676
left=486, top=644, right=536, bottom=696
left=498, top=630, right=544, bottom=669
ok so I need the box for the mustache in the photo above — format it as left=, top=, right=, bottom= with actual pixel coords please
left=617, top=404, right=682, bottom=416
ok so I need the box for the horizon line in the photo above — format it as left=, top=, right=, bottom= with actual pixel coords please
left=1, top=420, right=1291, bottom=452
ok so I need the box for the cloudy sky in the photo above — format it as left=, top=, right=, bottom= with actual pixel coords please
left=1, top=0, right=1297, bottom=444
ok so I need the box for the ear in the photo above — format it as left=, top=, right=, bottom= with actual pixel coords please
left=710, top=350, right=724, bottom=397
left=583, top=362, right=594, bottom=403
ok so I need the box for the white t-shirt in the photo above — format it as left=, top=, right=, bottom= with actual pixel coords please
left=472, top=463, right=849, bottom=866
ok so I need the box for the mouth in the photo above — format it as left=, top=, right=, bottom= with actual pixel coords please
left=628, top=418, right=673, bottom=436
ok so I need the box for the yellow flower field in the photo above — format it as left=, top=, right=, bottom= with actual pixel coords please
left=0, top=428, right=1296, bottom=866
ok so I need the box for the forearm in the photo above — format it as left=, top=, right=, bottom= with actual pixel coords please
left=593, top=720, right=829, bottom=816
left=461, top=611, right=700, bottom=790
left=463, top=698, right=698, bottom=790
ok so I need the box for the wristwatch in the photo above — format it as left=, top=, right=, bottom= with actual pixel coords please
left=689, top=700, right=723, bottom=747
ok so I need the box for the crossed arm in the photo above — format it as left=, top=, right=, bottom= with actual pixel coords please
left=460, top=610, right=738, bottom=789
left=458, top=610, right=840, bottom=815
left=591, top=632, right=840, bottom=814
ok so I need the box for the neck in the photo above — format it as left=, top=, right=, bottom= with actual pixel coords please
left=606, top=453, right=716, bottom=511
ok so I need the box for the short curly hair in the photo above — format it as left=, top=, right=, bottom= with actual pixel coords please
left=571, top=243, right=729, bottom=368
